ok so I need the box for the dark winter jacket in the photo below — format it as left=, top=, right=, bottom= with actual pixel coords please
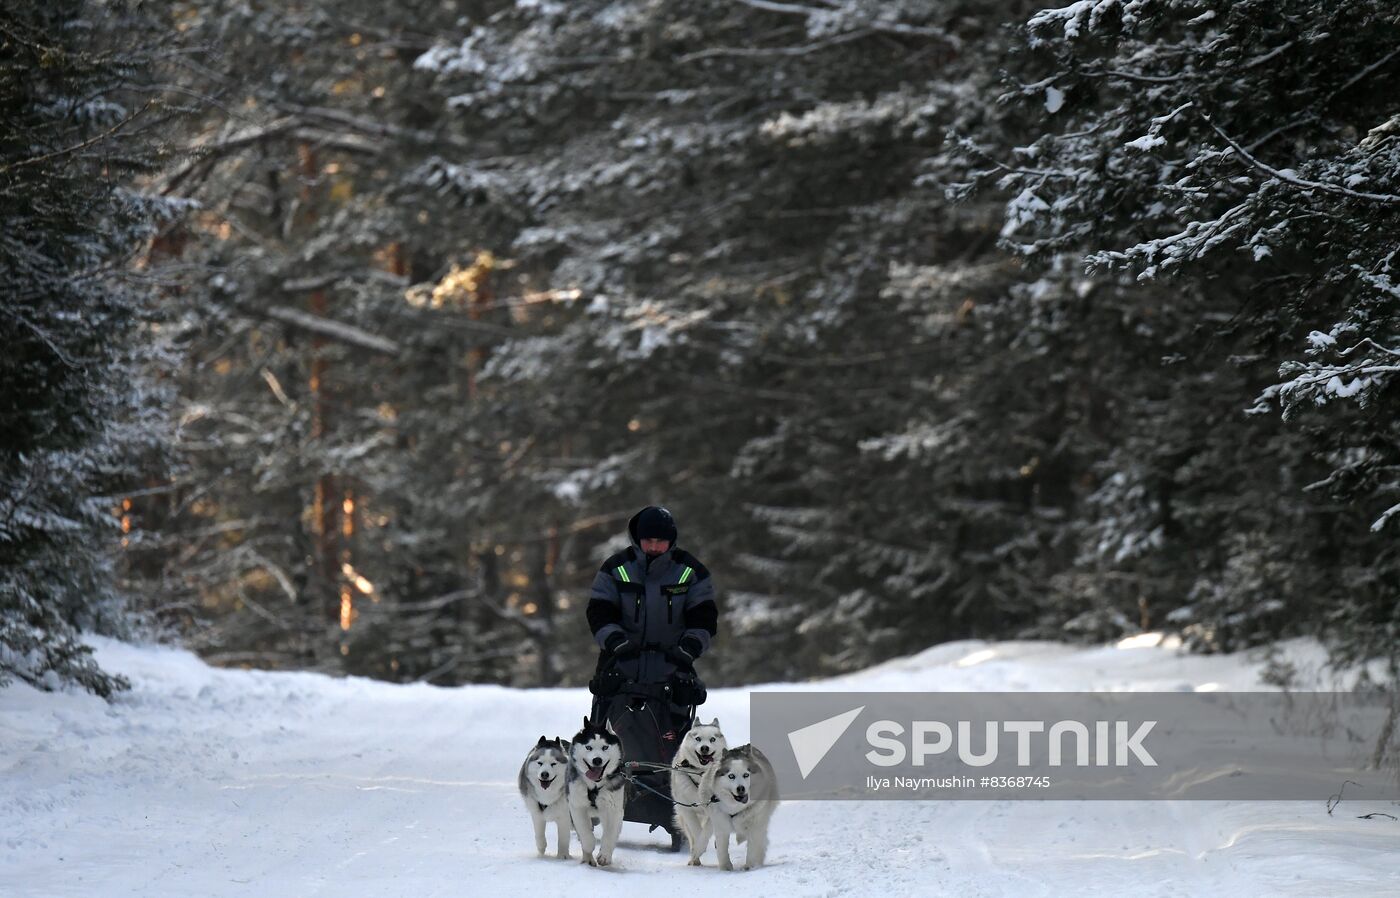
left=586, top=513, right=717, bottom=685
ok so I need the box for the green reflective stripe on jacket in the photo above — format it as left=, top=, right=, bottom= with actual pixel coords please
left=678, top=566, right=693, bottom=584
left=615, top=566, right=631, bottom=583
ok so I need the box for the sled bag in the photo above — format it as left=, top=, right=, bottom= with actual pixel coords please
left=668, top=670, right=706, bottom=706
left=589, top=662, right=626, bottom=698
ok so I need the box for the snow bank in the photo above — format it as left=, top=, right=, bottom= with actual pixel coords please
left=2, top=635, right=1396, bottom=896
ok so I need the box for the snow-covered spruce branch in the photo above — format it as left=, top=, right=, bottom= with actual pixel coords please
left=1204, top=116, right=1400, bottom=205
left=281, top=270, right=408, bottom=294
left=678, top=29, right=871, bottom=63
left=1245, top=115, right=1319, bottom=154
left=732, top=0, right=959, bottom=46
left=952, top=134, right=1084, bottom=183
left=0, top=306, right=82, bottom=368
left=1080, top=67, right=1199, bottom=84
left=0, top=456, right=54, bottom=542
left=1280, top=361, right=1400, bottom=395
left=1237, top=48, right=1400, bottom=155
left=736, top=0, right=846, bottom=16
left=1326, top=335, right=1400, bottom=361
left=0, top=99, right=154, bottom=174
left=1373, top=503, right=1400, bottom=533
left=1088, top=201, right=1251, bottom=276
left=1326, top=46, right=1400, bottom=110
left=1260, top=355, right=1400, bottom=421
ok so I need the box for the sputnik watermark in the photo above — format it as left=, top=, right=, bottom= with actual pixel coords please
left=786, top=706, right=1156, bottom=778
left=786, top=706, right=863, bottom=778
left=867, top=775, right=979, bottom=792
left=863, top=719, right=1157, bottom=768
left=752, top=692, right=1400, bottom=800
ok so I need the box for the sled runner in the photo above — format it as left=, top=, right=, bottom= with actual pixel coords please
left=589, top=645, right=707, bottom=852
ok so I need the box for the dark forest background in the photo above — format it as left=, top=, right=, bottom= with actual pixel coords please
left=3, top=0, right=1398, bottom=696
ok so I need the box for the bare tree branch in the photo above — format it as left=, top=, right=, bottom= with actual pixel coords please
left=255, top=305, right=401, bottom=356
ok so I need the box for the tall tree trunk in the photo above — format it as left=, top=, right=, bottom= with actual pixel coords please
left=297, top=141, right=341, bottom=630
left=529, top=529, right=560, bottom=685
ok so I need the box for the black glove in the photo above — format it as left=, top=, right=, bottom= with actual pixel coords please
left=673, top=635, right=703, bottom=667
left=604, top=632, right=636, bottom=656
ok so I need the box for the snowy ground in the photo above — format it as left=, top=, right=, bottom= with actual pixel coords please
left=3, top=635, right=1397, bottom=897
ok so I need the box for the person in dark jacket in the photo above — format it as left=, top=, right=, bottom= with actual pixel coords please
left=586, top=506, right=717, bottom=723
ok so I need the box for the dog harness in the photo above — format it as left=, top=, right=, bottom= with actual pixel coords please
left=673, top=758, right=706, bottom=780
left=586, top=769, right=625, bottom=808
left=708, top=795, right=746, bottom=819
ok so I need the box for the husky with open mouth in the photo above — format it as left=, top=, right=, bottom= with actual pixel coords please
left=518, top=736, right=571, bottom=859
left=699, top=744, right=779, bottom=871
left=671, top=717, right=727, bottom=865
left=565, top=716, right=626, bottom=867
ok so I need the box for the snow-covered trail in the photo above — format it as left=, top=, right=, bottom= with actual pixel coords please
left=3, top=637, right=1397, bottom=897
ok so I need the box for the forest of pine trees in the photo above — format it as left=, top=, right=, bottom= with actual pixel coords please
left=3, top=0, right=1397, bottom=693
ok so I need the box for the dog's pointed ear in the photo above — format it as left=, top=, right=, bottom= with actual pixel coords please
left=604, top=718, right=617, bottom=735
left=537, top=735, right=549, bottom=746
left=582, top=715, right=591, bottom=731
left=710, top=717, right=720, bottom=728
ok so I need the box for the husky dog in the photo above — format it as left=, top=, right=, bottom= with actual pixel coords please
left=518, top=736, right=571, bottom=859
left=565, top=716, right=626, bottom=867
left=699, top=744, right=779, bottom=871
left=671, top=717, right=727, bottom=865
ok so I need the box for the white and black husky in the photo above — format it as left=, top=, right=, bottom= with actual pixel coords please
left=699, top=744, right=779, bottom=871
left=518, top=735, right=571, bottom=859
left=565, top=716, right=626, bottom=867
left=671, top=717, right=727, bottom=866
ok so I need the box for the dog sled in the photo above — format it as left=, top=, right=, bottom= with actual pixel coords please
left=588, top=644, right=708, bottom=852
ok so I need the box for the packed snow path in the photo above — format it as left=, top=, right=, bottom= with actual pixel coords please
left=3, top=637, right=1397, bottom=897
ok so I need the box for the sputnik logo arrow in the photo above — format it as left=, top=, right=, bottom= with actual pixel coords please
left=787, top=705, right=864, bottom=779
